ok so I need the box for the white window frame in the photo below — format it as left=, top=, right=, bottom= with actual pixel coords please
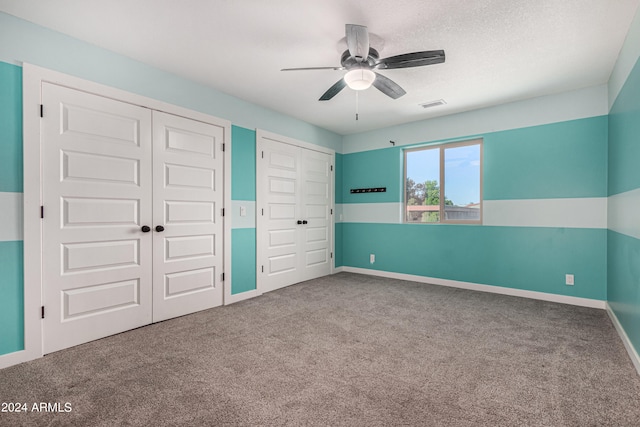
left=403, top=138, right=483, bottom=224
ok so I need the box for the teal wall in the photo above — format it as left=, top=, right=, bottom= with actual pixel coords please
left=0, top=61, right=24, bottom=355
left=231, top=229, right=257, bottom=295
left=341, top=148, right=403, bottom=203
left=483, top=117, right=608, bottom=200
left=231, top=126, right=257, bottom=295
left=608, top=231, right=640, bottom=349
left=608, top=59, right=640, bottom=196
left=608, top=55, right=640, bottom=356
left=231, top=126, right=257, bottom=201
left=339, top=116, right=608, bottom=300
left=343, top=224, right=606, bottom=300
left=334, top=154, right=343, bottom=267
left=0, top=61, right=22, bottom=192
left=340, top=116, right=608, bottom=204
left=0, top=241, right=24, bottom=355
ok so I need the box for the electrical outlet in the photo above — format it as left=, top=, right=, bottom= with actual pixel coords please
left=370, top=254, right=375, bottom=264
left=240, top=206, right=246, bottom=217
left=565, top=274, right=574, bottom=286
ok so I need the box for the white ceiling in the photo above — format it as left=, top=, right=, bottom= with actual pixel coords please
left=1, top=0, right=638, bottom=135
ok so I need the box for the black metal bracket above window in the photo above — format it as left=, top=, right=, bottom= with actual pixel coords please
left=350, top=187, right=386, bottom=194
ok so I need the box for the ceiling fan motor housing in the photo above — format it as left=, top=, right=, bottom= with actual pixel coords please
left=341, top=48, right=379, bottom=70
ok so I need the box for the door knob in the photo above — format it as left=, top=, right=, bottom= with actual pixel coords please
left=155, top=225, right=165, bottom=232
left=141, top=225, right=151, bottom=233
left=302, top=220, right=308, bottom=224
left=297, top=220, right=303, bottom=225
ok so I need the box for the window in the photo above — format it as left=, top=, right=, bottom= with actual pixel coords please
left=404, top=139, right=482, bottom=224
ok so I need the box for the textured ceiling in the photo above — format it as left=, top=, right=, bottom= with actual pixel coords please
left=1, top=0, right=638, bottom=135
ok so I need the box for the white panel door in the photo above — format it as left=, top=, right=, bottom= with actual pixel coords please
left=300, top=149, right=332, bottom=281
left=259, top=140, right=302, bottom=292
left=42, top=83, right=153, bottom=354
left=258, top=135, right=333, bottom=293
left=152, top=111, right=224, bottom=322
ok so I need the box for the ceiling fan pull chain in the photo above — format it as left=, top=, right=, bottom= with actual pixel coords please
left=356, top=91, right=359, bottom=121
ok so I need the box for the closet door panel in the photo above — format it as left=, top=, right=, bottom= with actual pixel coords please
left=259, top=140, right=301, bottom=292
left=300, top=149, right=332, bottom=281
left=152, top=111, right=224, bottom=322
left=41, top=83, right=153, bottom=354
left=257, top=131, right=333, bottom=293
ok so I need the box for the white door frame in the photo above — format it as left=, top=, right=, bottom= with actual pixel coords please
left=0, top=63, right=231, bottom=369
left=256, top=129, right=335, bottom=294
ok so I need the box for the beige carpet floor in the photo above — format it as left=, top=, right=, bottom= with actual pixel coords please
left=1, top=272, right=639, bottom=426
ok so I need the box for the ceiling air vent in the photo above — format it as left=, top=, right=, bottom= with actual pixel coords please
left=419, top=99, right=447, bottom=109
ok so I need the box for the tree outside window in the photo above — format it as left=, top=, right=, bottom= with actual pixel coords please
left=405, top=140, right=482, bottom=224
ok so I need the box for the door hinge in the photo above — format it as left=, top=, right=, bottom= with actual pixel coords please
left=261, top=265, right=264, bottom=273
left=222, top=272, right=225, bottom=281
left=222, top=208, right=225, bottom=217
left=331, top=252, right=333, bottom=259
left=261, top=151, right=264, bottom=159
left=331, top=165, right=333, bottom=171
left=330, top=209, right=333, bottom=215
left=222, top=143, right=225, bottom=152
left=261, top=208, right=264, bottom=216
left=40, top=104, right=43, bottom=118
left=40, top=206, right=44, bottom=219
left=41, top=306, right=45, bottom=319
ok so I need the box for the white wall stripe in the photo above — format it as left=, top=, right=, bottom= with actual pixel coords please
left=339, top=202, right=403, bottom=224
left=0, top=192, right=23, bottom=241
left=341, top=267, right=606, bottom=309
left=608, top=188, right=640, bottom=240
left=231, top=200, right=256, bottom=229
left=483, top=198, right=607, bottom=229
left=336, top=198, right=607, bottom=229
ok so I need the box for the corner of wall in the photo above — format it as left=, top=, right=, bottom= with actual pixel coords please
left=608, top=3, right=640, bottom=109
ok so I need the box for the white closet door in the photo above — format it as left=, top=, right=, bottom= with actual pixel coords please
left=42, top=83, right=153, bottom=354
left=152, top=111, right=224, bottom=322
left=258, top=133, right=333, bottom=293
left=300, top=148, right=332, bottom=281
left=259, top=139, right=302, bottom=292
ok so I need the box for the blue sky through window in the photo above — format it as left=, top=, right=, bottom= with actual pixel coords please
left=406, top=144, right=480, bottom=206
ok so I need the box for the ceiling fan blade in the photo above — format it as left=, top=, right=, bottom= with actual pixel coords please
left=319, top=78, right=347, bottom=101
left=281, top=66, right=345, bottom=71
left=376, top=50, right=445, bottom=69
left=346, top=24, right=369, bottom=62
left=372, top=73, right=406, bottom=99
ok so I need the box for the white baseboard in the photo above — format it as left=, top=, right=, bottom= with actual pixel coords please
left=606, top=303, right=640, bottom=376
left=334, top=266, right=345, bottom=273
left=340, top=267, right=606, bottom=309
left=224, top=289, right=262, bottom=305
left=0, top=348, right=40, bottom=370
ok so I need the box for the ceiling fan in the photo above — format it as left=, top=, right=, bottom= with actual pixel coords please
left=282, top=24, right=445, bottom=101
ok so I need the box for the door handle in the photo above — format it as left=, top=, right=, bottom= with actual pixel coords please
left=155, top=225, right=165, bottom=232
left=302, top=220, right=308, bottom=225
left=141, top=225, right=151, bottom=233
left=297, top=220, right=303, bottom=225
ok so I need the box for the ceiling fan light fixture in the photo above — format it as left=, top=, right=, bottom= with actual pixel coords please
left=344, top=68, right=376, bottom=90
